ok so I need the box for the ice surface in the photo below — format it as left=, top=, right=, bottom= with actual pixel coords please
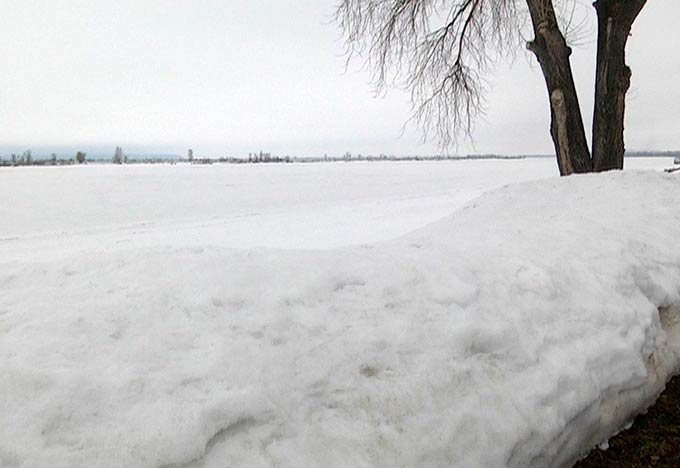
left=0, top=161, right=678, bottom=468
left=2, top=159, right=562, bottom=262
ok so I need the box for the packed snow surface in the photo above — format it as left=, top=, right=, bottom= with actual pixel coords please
left=1, top=160, right=679, bottom=467
left=0, top=158, right=669, bottom=260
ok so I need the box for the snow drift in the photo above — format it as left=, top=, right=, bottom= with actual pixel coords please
left=1, top=170, right=679, bottom=468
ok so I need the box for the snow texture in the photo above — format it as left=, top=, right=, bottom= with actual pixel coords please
left=0, top=163, right=679, bottom=468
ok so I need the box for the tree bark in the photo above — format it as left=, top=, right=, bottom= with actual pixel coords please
left=526, top=0, right=592, bottom=176
left=591, top=0, right=647, bottom=172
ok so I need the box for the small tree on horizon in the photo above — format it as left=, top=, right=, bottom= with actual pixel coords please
left=336, top=0, right=649, bottom=176
left=113, top=146, right=124, bottom=164
left=76, top=151, right=86, bottom=164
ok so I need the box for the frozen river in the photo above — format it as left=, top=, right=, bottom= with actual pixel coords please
left=0, top=157, right=672, bottom=261
left=1, top=157, right=679, bottom=468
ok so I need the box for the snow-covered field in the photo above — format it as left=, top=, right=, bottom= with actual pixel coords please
left=1, top=158, right=679, bottom=467
left=3, top=159, right=566, bottom=260
left=0, top=158, right=670, bottom=261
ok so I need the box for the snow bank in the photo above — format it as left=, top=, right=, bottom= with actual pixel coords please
left=1, top=170, right=679, bottom=468
left=0, top=159, right=559, bottom=260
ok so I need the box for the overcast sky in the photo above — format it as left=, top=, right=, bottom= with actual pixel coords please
left=1, top=0, right=678, bottom=157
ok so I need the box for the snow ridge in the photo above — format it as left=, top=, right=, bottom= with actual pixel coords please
left=0, top=170, right=679, bottom=468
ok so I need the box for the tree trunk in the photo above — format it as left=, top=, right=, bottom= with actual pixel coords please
left=591, top=0, right=647, bottom=172
left=526, top=0, right=592, bottom=176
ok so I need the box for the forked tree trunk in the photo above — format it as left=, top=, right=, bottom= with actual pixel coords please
left=526, top=0, right=592, bottom=176
left=591, top=0, right=647, bottom=172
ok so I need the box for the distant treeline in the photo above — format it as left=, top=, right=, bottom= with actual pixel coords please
left=0, top=156, right=181, bottom=167
left=2, top=148, right=678, bottom=168
left=0, top=148, right=182, bottom=167
left=187, top=152, right=527, bottom=165
left=626, top=150, right=680, bottom=157
left=0, top=151, right=526, bottom=167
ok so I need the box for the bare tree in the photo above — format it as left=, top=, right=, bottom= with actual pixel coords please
left=76, top=151, right=86, bottom=164
left=336, top=0, right=647, bottom=176
left=591, top=0, right=647, bottom=172
left=113, top=146, right=124, bottom=164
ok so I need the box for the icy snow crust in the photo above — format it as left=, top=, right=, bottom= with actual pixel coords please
left=1, top=169, right=680, bottom=467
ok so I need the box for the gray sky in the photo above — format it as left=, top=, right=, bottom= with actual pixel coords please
left=1, top=0, right=678, bottom=157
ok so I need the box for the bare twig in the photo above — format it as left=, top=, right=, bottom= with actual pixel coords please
left=336, top=0, right=593, bottom=149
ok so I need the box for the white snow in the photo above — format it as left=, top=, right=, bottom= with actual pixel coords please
left=0, top=159, right=679, bottom=468
left=0, top=157, right=669, bottom=261
left=2, top=159, right=561, bottom=262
